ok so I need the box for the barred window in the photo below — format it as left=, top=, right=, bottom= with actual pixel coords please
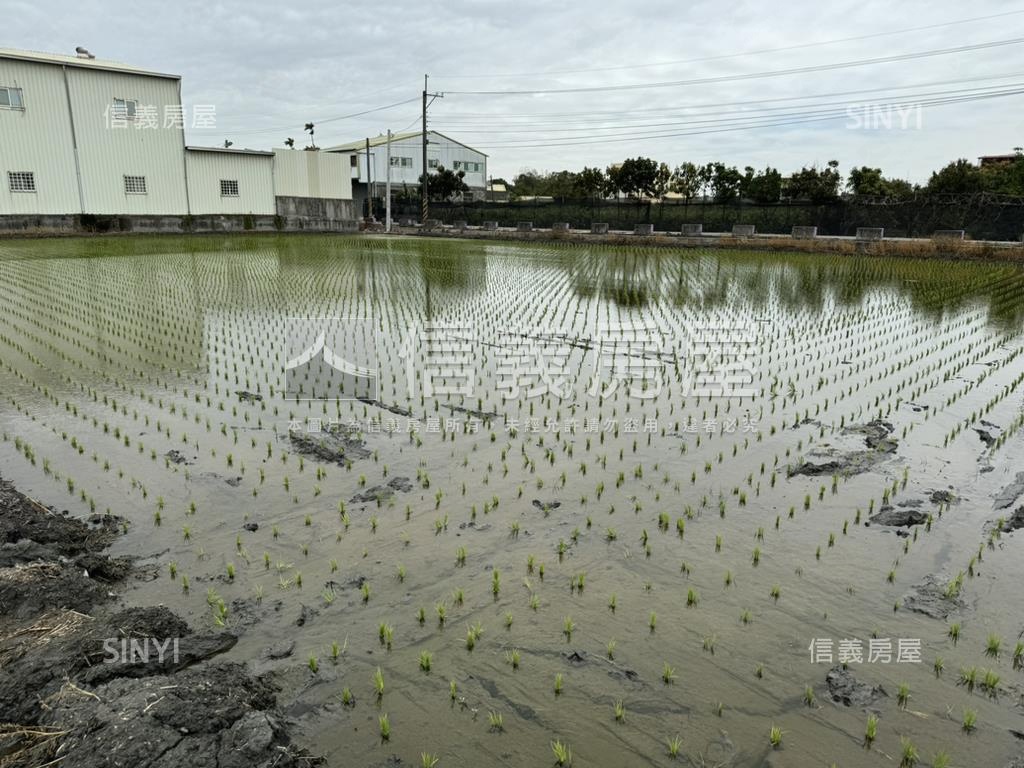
left=8, top=171, right=35, bottom=192
left=427, top=158, right=439, bottom=169
left=220, top=179, right=239, bottom=197
left=0, top=86, right=24, bottom=109
left=113, top=98, right=137, bottom=120
left=389, top=157, right=414, bottom=168
left=124, top=175, right=147, bottom=194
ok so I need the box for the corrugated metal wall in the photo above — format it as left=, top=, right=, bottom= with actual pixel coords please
left=65, top=67, right=189, bottom=214
left=185, top=151, right=275, bottom=215
left=273, top=149, right=351, bottom=200
left=0, top=59, right=82, bottom=214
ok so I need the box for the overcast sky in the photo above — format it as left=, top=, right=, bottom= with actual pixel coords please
left=9, top=0, right=1024, bottom=182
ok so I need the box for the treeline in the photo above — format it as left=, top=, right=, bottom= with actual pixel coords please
left=500, top=153, right=1024, bottom=203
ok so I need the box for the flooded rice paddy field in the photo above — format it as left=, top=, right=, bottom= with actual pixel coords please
left=1, top=235, right=1024, bottom=767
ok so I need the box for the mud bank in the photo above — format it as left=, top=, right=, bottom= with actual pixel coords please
left=0, top=478, right=320, bottom=768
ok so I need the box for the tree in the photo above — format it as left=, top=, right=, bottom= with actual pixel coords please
left=304, top=122, right=316, bottom=150
left=419, top=165, right=468, bottom=201
left=614, top=157, right=661, bottom=198
left=670, top=162, right=702, bottom=203
left=575, top=166, right=606, bottom=199
left=926, top=159, right=985, bottom=194
left=847, top=166, right=913, bottom=197
left=709, top=163, right=743, bottom=203
left=740, top=166, right=782, bottom=203
left=787, top=160, right=841, bottom=203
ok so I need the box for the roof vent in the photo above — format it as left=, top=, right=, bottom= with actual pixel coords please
left=75, top=46, right=95, bottom=59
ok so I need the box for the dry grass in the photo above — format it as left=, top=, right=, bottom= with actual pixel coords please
left=0, top=724, right=68, bottom=768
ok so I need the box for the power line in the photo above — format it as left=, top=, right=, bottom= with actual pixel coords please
left=432, top=83, right=1024, bottom=135
left=431, top=71, right=1024, bottom=123
left=433, top=10, right=1024, bottom=80
left=443, top=38, right=1024, bottom=96
left=462, top=89, right=1024, bottom=149
left=216, top=97, right=421, bottom=136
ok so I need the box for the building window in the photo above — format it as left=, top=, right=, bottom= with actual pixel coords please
left=124, top=175, right=147, bottom=194
left=0, top=86, right=24, bottom=110
left=389, top=156, right=414, bottom=168
left=453, top=161, right=482, bottom=173
left=8, top=171, right=35, bottom=192
left=113, top=98, right=137, bottom=120
left=350, top=155, right=358, bottom=167
left=220, top=179, right=239, bottom=197
left=427, top=158, right=439, bottom=169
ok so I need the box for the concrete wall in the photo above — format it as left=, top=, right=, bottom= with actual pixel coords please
left=273, top=149, right=351, bottom=200
left=185, top=150, right=275, bottom=215
left=0, top=58, right=82, bottom=214
left=275, top=195, right=355, bottom=220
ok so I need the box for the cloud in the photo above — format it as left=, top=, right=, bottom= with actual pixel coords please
left=9, top=0, right=1022, bottom=182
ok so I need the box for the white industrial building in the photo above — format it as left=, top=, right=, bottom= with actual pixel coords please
left=0, top=47, right=353, bottom=227
left=327, top=131, right=488, bottom=211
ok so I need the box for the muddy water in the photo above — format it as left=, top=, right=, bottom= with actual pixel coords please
left=1, top=234, right=1024, bottom=767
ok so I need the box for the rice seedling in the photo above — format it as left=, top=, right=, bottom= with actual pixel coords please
left=897, top=682, right=910, bottom=709
left=686, top=588, right=699, bottom=607
left=308, top=653, right=318, bottom=674
left=982, top=668, right=1000, bottom=697
left=613, top=699, right=626, bottom=722
left=551, top=740, right=572, bottom=766
left=505, top=648, right=520, bottom=670
left=985, top=633, right=1002, bottom=658
left=962, top=708, right=977, bottom=732
left=864, top=713, right=878, bottom=748
left=931, top=751, right=951, bottom=768
left=958, top=666, right=978, bottom=694
left=649, top=612, right=657, bottom=632
left=769, top=724, right=783, bottom=749
left=379, top=713, right=391, bottom=741
left=769, top=585, right=781, bottom=602
left=948, top=622, right=961, bottom=645
left=1014, top=641, right=1024, bottom=671
left=449, top=679, right=458, bottom=700
left=361, top=581, right=371, bottom=603
left=803, top=685, right=815, bottom=706
left=554, top=672, right=563, bottom=695
left=341, top=687, right=354, bottom=707
left=662, top=662, right=677, bottom=684
left=487, top=711, right=503, bottom=732
left=666, top=734, right=683, bottom=759
left=421, top=753, right=439, bottom=768
left=373, top=666, right=385, bottom=698
left=563, top=616, right=575, bottom=642
left=899, top=737, right=919, bottom=768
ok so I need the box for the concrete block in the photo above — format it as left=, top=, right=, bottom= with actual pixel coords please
left=792, top=226, right=818, bottom=240
left=679, top=223, right=703, bottom=235
left=516, top=221, right=533, bottom=232
left=482, top=221, right=498, bottom=231
left=453, top=220, right=468, bottom=230
left=932, top=229, right=965, bottom=240
left=856, top=227, right=884, bottom=240
left=634, top=223, right=654, bottom=236
left=552, top=222, right=570, bottom=232
left=732, top=224, right=756, bottom=237
left=591, top=222, right=609, bottom=234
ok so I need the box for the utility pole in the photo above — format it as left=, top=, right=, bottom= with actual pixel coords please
left=385, top=129, right=392, bottom=233
left=421, top=76, right=428, bottom=224
left=365, top=137, right=372, bottom=220
left=421, top=74, right=443, bottom=224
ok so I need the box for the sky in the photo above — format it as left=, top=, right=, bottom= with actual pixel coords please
left=7, top=0, right=1024, bottom=184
